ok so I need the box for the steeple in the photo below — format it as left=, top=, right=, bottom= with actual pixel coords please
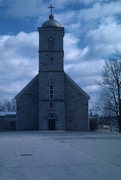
left=41, top=5, right=62, bottom=28
left=38, top=5, right=65, bottom=130
left=38, top=4, right=64, bottom=72
left=48, top=4, right=55, bottom=15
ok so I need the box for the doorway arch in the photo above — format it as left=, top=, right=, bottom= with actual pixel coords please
left=48, top=113, right=56, bottom=130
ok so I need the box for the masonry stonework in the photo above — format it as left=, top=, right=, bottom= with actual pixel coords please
left=16, top=76, right=39, bottom=130
left=65, top=74, right=89, bottom=131
left=15, top=14, right=90, bottom=131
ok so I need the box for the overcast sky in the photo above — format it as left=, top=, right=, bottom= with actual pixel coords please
left=0, top=0, right=121, bottom=107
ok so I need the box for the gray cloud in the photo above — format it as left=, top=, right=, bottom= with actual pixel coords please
left=85, top=18, right=121, bottom=59
left=2, top=0, right=47, bottom=17
left=0, top=0, right=121, bottom=107
left=0, top=30, right=103, bottom=102
left=0, top=32, right=38, bottom=99
left=1, top=0, right=120, bottom=18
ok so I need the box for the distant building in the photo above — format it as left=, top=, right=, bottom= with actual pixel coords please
left=15, top=10, right=90, bottom=131
left=98, top=116, right=119, bottom=132
left=0, top=112, right=16, bottom=131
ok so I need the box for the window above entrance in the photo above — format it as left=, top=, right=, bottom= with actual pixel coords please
left=49, top=81, right=54, bottom=100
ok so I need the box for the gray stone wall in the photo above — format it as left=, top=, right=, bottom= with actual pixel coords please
left=38, top=27, right=64, bottom=52
left=16, top=76, right=39, bottom=130
left=39, top=72, right=65, bottom=130
left=15, top=19, right=89, bottom=132
left=38, top=27, right=64, bottom=72
left=39, top=51, right=64, bottom=72
left=65, top=74, right=89, bottom=131
left=39, top=101, right=65, bottom=130
left=38, top=26, right=65, bottom=130
left=39, top=72, right=64, bottom=100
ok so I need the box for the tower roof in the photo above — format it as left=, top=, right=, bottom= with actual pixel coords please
left=41, top=15, right=62, bottom=28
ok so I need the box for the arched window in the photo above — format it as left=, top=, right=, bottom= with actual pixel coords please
left=49, top=81, right=54, bottom=100
left=48, top=37, right=54, bottom=49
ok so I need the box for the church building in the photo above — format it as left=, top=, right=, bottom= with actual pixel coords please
left=15, top=6, right=90, bottom=131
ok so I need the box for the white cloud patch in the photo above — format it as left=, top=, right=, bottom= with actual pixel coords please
left=65, top=58, right=104, bottom=88
left=64, top=33, right=89, bottom=62
left=0, top=30, right=104, bottom=102
left=78, top=1, right=121, bottom=21
left=86, top=19, right=121, bottom=59
left=0, top=0, right=121, bottom=106
left=0, top=32, right=38, bottom=99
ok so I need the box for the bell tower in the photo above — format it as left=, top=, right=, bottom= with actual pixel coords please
left=38, top=6, right=65, bottom=130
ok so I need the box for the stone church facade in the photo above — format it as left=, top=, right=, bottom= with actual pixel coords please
left=15, top=14, right=90, bottom=131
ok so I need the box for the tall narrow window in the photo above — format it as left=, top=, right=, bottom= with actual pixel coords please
left=49, top=81, right=54, bottom=100
left=48, top=37, right=54, bottom=49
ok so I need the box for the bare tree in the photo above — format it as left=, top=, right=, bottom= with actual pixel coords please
left=98, top=58, right=121, bottom=132
left=0, top=99, right=16, bottom=112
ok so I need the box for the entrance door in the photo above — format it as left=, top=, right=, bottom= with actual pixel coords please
left=49, top=118, right=55, bottom=130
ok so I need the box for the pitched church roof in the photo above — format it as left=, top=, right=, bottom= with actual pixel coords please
left=15, top=74, right=39, bottom=99
left=65, top=73, right=90, bottom=100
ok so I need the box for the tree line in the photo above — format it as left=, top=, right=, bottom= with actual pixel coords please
left=94, top=57, right=121, bottom=132
left=0, top=99, right=16, bottom=112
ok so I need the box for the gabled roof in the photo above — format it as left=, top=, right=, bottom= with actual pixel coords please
left=15, top=74, right=39, bottom=99
left=65, top=73, right=90, bottom=100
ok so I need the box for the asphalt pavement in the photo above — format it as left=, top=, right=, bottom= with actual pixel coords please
left=0, top=131, right=121, bottom=180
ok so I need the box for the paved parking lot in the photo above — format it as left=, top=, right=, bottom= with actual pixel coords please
left=0, top=131, right=121, bottom=180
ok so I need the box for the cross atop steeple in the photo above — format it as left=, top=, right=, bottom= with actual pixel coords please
left=48, top=4, right=55, bottom=15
